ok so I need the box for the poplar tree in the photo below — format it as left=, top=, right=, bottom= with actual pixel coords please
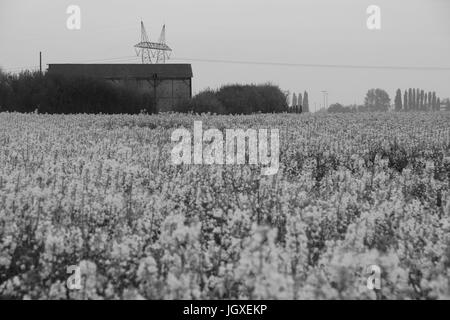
left=428, top=92, right=432, bottom=110
left=298, top=93, right=302, bottom=113
left=424, top=92, right=428, bottom=111
left=432, top=92, right=437, bottom=111
left=303, top=91, right=309, bottom=113
left=394, top=89, right=402, bottom=111
left=420, top=90, right=425, bottom=110
left=404, top=90, right=408, bottom=111
left=416, top=89, right=421, bottom=110
left=408, top=89, right=413, bottom=110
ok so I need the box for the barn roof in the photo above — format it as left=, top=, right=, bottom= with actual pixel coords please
left=47, top=64, right=193, bottom=79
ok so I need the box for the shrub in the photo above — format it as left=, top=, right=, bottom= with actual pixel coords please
left=216, top=84, right=261, bottom=114
left=0, top=71, right=157, bottom=114
left=216, top=83, right=288, bottom=114
left=174, top=90, right=226, bottom=114
left=253, top=84, right=289, bottom=113
left=176, top=83, right=288, bottom=115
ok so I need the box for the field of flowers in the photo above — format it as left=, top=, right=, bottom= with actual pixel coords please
left=0, top=111, right=449, bottom=300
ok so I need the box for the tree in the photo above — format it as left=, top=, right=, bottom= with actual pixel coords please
left=0, top=71, right=158, bottom=114
left=432, top=92, right=437, bottom=111
left=408, top=88, right=413, bottom=110
left=178, top=89, right=226, bottom=114
left=404, top=90, right=408, bottom=111
left=215, top=84, right=288, bottom=114
left=416, top=89, right=421, bottom=110
left=298, top=93, right=303, bottom=113
left=394, top=89, right=402, bottom=111
left=424, top=92, right=428, bottom=110
left=302, top=91, right=309, bottom=113
left=364, top=88, right=390, bottom=112
left=292, top=93, right=296, bottom=113
left=428, top=92, right=432, bottom=110
left=327, top=103, right=352, bottom=113
left=436, top=98, right=441, bottom=111
left=420, top=90, right=425, bottom=110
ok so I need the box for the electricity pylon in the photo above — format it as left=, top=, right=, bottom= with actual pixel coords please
left=134, top=21, right=172, bottom=64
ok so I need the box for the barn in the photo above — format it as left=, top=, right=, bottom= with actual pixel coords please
left=47, top=64, right=193, bottom=112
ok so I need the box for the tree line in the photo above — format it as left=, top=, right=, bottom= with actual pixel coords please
left=0, top=70, right=157, bottom=114
left=0, top=69, right=290, bottom=115
left=328, top=88, right=449, bottom=113
left=394, top=88, right=443, bottom=112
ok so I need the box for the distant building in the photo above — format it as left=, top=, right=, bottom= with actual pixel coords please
left=47, top=64, right=193, bottom=112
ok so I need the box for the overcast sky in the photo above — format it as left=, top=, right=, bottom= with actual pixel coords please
left=1, top=0, right=449, bottom=110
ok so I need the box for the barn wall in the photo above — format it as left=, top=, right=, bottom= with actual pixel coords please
left=109, top=78, right=191, bottom=112
left=47, top=64, right=193, bottom=113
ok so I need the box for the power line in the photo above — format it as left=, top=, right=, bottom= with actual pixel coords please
left=4, top=55, right=450, bottom=73
left=171, top=57, right=450, bottom=71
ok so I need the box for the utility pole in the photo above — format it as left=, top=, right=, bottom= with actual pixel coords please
left=39, top=51, right=42, bottom=75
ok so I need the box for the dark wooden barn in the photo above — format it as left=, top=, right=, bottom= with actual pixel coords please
left=47, top=64, right=193, bottom=112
